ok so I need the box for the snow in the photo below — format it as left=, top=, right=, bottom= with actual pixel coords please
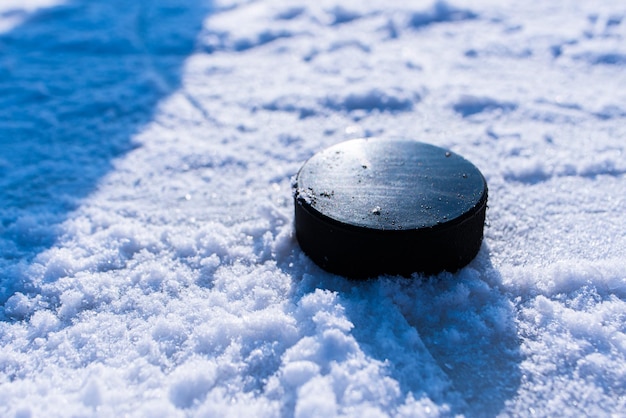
left=1, top=0, right=625, bottom=416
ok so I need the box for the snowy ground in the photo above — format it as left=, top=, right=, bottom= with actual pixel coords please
left=1, top=0, right=626, bottom=416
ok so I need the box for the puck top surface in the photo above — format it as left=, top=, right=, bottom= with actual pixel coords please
left=295, top=138, right=487, bottom=231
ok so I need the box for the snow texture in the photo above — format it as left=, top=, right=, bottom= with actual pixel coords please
left=1, top=0, right=625, bottom=416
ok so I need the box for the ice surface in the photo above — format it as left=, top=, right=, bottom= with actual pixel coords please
left=1, top=0, right=626, bottom=416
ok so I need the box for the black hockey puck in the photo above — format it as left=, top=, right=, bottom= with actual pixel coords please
left=293, top=138, right=488, bottom=279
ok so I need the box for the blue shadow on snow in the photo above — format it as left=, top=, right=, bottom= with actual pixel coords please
left=287, top=245, right=521, bottom=418
left=0, top=0, right=210, bottom=307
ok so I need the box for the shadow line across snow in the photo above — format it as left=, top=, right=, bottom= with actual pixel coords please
left=0, top=0, right=210, bottom=307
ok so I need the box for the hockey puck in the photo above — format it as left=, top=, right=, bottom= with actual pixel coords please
left=293, top=138, right=488, bottom=279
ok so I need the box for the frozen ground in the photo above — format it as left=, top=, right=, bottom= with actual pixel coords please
left=1, top=0, right=625, bottom=416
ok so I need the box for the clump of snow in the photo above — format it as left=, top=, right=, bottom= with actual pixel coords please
left=1, top=0, right=626, bottom=416
left=452, top=94, right=517, bottom=117
left=323, top=87, right=418, bottom=113
left=408, top=0, right=477, bottom=29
